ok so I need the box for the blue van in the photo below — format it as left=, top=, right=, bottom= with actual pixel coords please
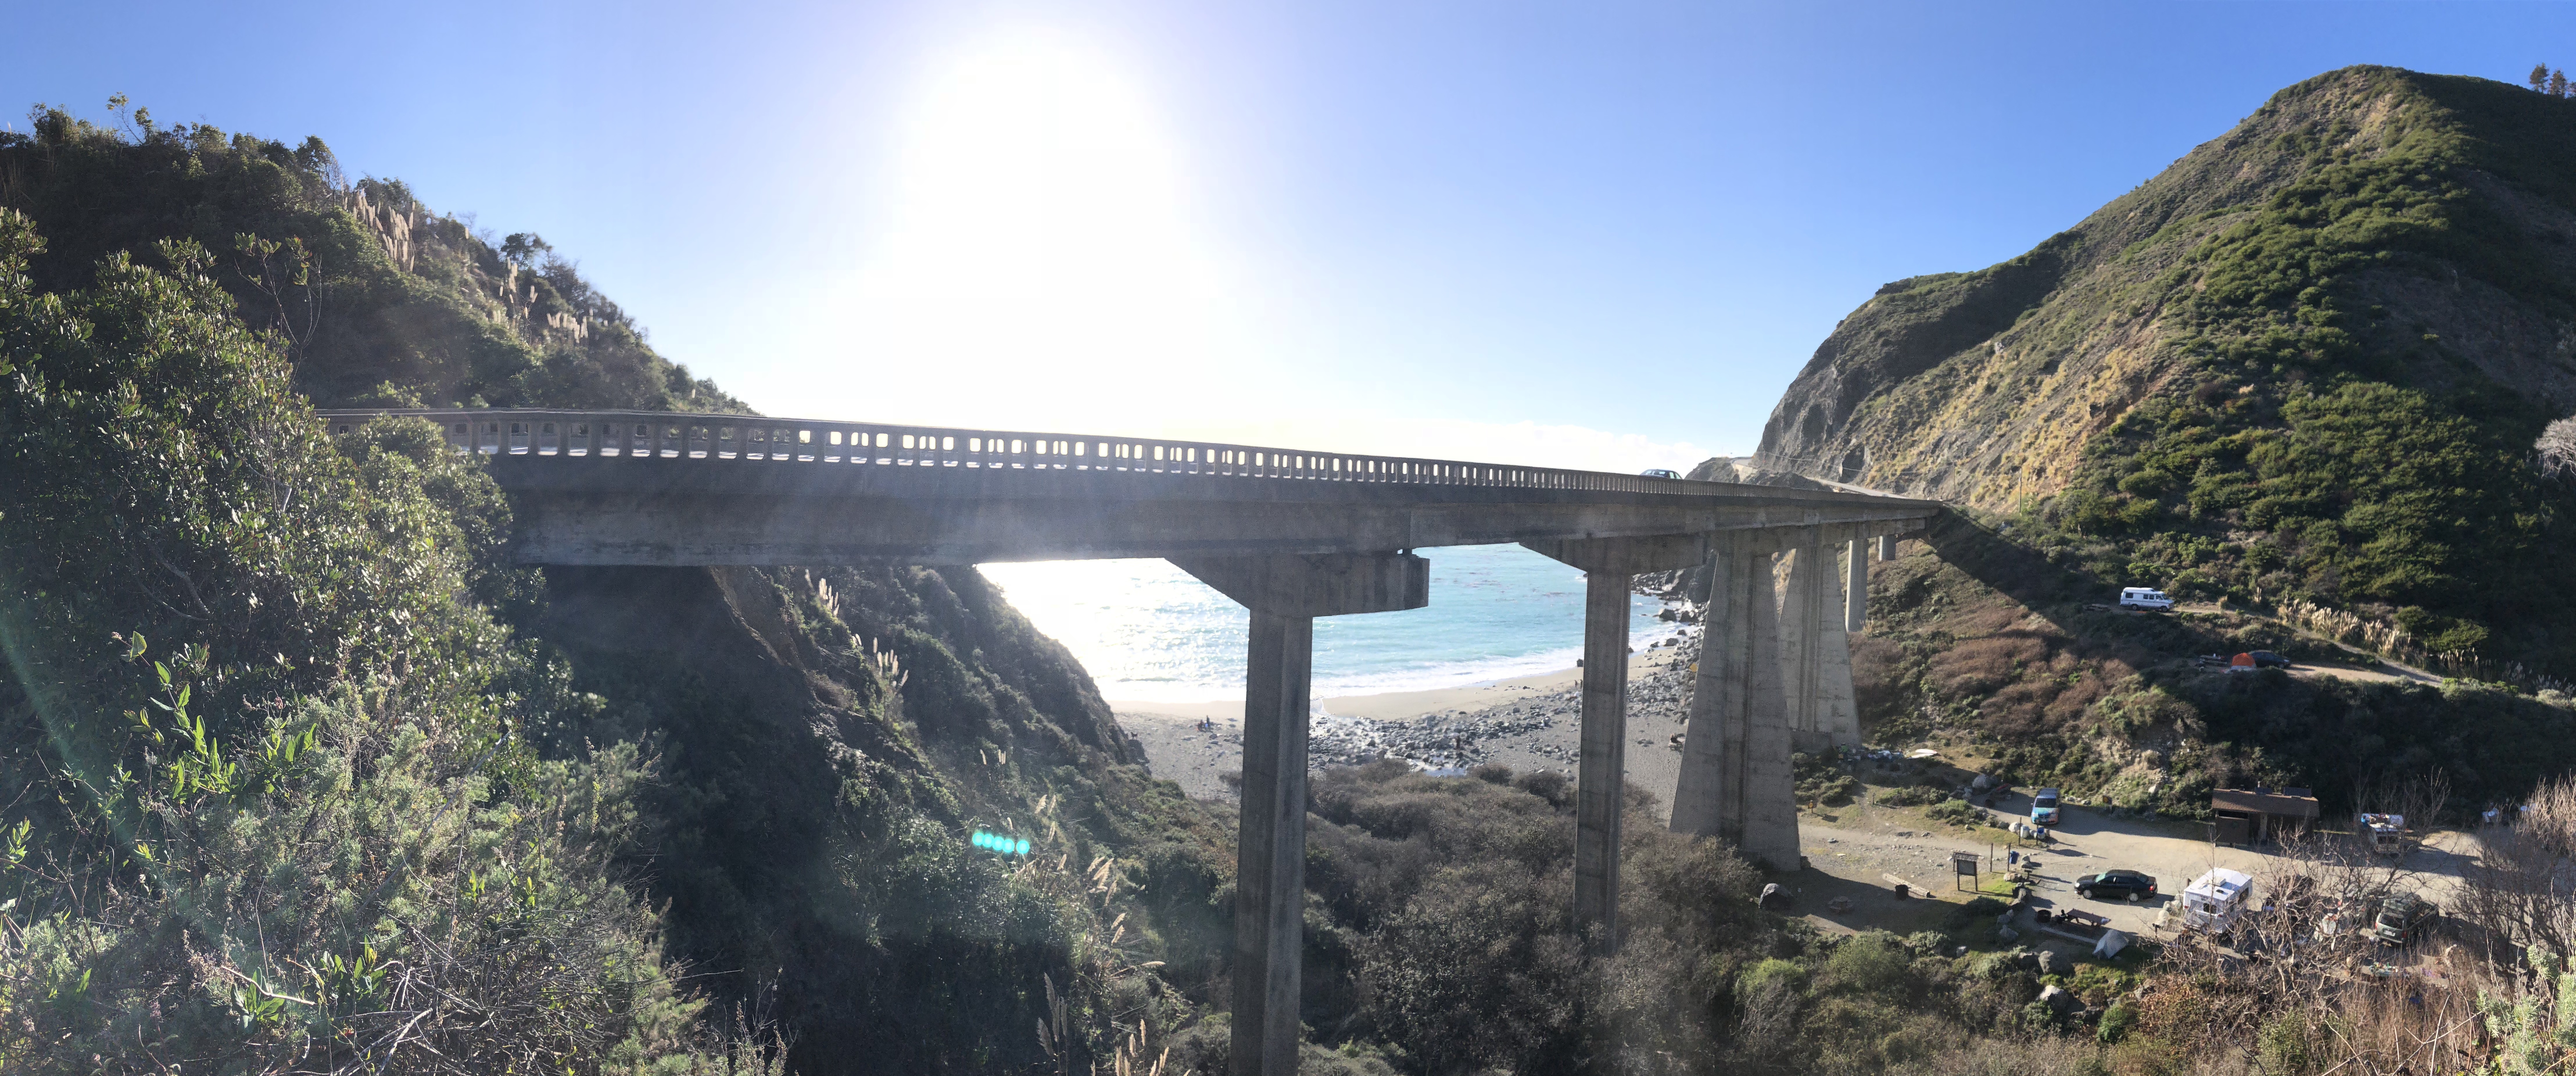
left=2032, top=788, right=2062, bottom=827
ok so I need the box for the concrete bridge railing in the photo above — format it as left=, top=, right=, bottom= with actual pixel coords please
left=324, top=407, right=1710, bottom=494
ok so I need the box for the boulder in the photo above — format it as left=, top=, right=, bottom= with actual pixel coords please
left=2040, top=985, right=2081, bottom=1014
left=2036, top=950, right=2072, bottom=976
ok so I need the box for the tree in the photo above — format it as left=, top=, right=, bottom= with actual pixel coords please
left=2455, top=774, right=2576, bottom=964
left=2552, top=69, right=2569, bottom=98
left=2534, top=64, right=2552, bottom=92
left=501, top=231, right=553, bottom=268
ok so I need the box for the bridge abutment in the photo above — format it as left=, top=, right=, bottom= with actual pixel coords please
left=1171, top=553, right=1429, bottom=1076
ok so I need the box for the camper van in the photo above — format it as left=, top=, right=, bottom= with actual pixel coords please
left=2119, top=587, right=2174, bottom=611
left=2177, top=868, right=2256, bottom=934
left=2358, top=814, right=2412, bottom=857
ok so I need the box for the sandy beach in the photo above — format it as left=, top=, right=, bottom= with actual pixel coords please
left=1115, top=636, right=1701, bottom=821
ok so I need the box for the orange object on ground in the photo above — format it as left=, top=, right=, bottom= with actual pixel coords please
left=2230, top=652, right=2255, bottom=670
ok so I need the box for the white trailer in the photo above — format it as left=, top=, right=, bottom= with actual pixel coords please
left=2176, top=868, right=2256, bottom=934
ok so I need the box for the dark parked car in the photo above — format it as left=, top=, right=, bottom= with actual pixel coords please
left=2076, top=869, right=2159, bottom=902
left=2373, top=891, right=2437, bottom=945
left=2250, top=651, right=2294, bottom=669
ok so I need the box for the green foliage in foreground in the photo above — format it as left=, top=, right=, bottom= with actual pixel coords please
left=0, top=207, right=773, bottom=1072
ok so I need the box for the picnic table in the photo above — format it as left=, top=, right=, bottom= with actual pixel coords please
left=2032, top=907, right=2116, bottom=945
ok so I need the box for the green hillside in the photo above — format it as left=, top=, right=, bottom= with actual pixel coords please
left=1762, top=66, right=2576, bottom=678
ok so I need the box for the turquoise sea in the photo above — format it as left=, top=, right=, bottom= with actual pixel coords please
left=978, top=543, right=1681, bottom=702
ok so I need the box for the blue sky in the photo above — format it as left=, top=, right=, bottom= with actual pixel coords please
left=9, top=1, right=2572, bottom=471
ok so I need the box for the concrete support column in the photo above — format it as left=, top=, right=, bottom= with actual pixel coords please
left=1784, top=528, right=1864, bottom=751
left=1233, top=610, right=1312, bottom=1076
left=1171, top=552, right=1429, bottom=1076
left=1877, top=533, right=1898, bottom=562
left=1814, top=527, right=1861, bottom=749
left=1780, top=530, right=1826, bottom=749
left=1523, top=534, right=1708, bottom=952
left=1574, top=569, right=1631, bottom=951
left=1845, top=536, right=1869, bottom=633
left=1670, top=532, right=1801, bottom=870
left=1670, top=537, right=1738, bottom=840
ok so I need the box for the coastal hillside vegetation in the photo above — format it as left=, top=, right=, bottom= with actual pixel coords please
left=1761, top=67, right=2576, bottom=676
left=0, top=103, right=1224, bottom=1074
left=1744, top=66, right=2576, bottom=826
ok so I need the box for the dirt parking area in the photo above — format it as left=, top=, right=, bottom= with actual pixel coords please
left=1787, top=785, right=2489, bottom=954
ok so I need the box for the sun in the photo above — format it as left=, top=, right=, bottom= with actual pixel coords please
left=838, top=29, right=1241, bottom=432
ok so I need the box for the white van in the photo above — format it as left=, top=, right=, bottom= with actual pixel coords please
left=2119, top=587, right=2174, bottom=611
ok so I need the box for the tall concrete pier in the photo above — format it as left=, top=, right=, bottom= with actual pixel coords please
left=316, top=407, right=1939, bottom=1076
left=1174, top=553, right=1428, bottom=1076
left=1524, top=534, right=1710, bottom=948
left=1671, top=522, right=1892, bottom=869
left=1669, top=532, right=1801, bottom=870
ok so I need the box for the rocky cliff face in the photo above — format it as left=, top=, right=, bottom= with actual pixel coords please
left=1758, top=67, right=2576, bottom=508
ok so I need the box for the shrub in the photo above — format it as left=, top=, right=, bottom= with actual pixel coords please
left=1821, top=932, right=1915, bottom=995
left=1926, top=799, right=1991, bottom=828
left=1738, top=957, right=1809, bottom=1000
left=1511, top=768, right=1571, bottom=807
left=1876, top=784, right=1946, bottom=807
left=2097, top=1002, right=2139, bottom=1044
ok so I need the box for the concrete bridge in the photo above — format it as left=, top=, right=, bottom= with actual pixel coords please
left=320, top=408, right=1942, bottom=1076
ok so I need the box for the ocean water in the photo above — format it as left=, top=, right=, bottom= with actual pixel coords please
left=978, top=544, right=1681, bottom=703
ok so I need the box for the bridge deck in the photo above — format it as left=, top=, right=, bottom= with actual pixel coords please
left=321, top=408, right=1941, bottom=564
